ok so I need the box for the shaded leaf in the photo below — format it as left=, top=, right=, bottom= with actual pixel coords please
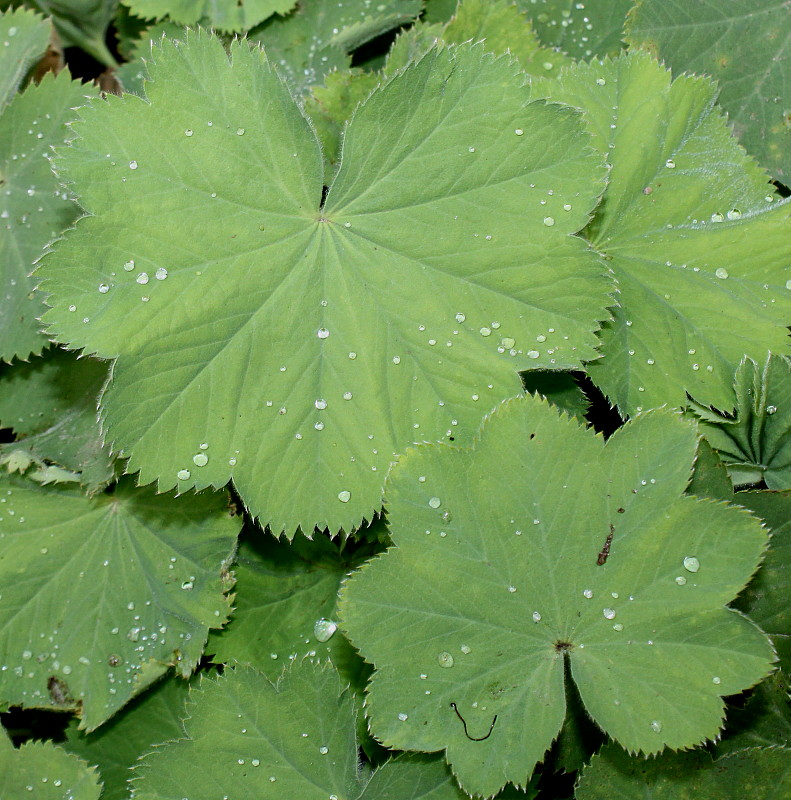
left=0, top=7, right=51, bottom=109
left=1, top=63, right=88, bottom=363
left=627, top=0, right=791, bottom=182
left=535, top=52, right=791, bottom=415
left=687, top=438, right=733, bottom=502
left=122, top=0, right=296, bottom=32
left=0, top=731, right=102, bottom=799
left=62, top=674, right=192, bottom=800
left=207, top=531, right=378, bottom=685
left=689, top=355, right=791, bottom=489
left=522, top=371, right=588, bottom=422
left=0, top=347, right=113, bottom=491
left=38, top=33, right=609, bottom=535
left=0, top=476, right=239, bottom=730
left=577, top=743, right=791, bottom=799
left=339, top=397, right=773, bottom=796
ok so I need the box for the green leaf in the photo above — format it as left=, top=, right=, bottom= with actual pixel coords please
left=716, top=672, right=791, bottom=754
left=687, top=438, right=734, bottom=502
left=124, top=0, right=296, bottom=30
left=339, top=396, right=774, bottom=797
left=206, top=532, right=376, bottom=685
left=62, top=674, right=192, bottom=800
left=577, top=743, right=791, bottom=799
left=360, top=753, right=470, bottom=800
left=0, top=7, right=51, bottom=109
left=0, top=477, right=239, bottom=730
left=626, top=0, right=791, bottom=182
left=133, top=663, right=365, bottom=799
left=0, top=347, right=114, bottom=492
left=20, top=0, right=118, bottom=66
left=0, top=732, right=102, bottom=800
left=1, top=68, right=88, bottom=363
left=442, top=0, right=572, bottom=78
left=535, top=51, right=791, bottom=416
left=522, top=370, right=589, bottom=422
left=731, top=490, right=791, bottom=639
left=689, top=355, right=791, bottom=490
left=522, top=0, right=632, bottom=59
left=38, top=33, right=609, bottom=536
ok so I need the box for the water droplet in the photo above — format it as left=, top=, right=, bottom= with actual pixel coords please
left=612, top=623, right=623, bottom=631
left=479, top=327, right=491, bottom=336
left=595, top=77, right=606, bottom=85
left=437, top=651, right=455, bottom=668
left=532, top=611, right=542, bottom=623
left=712, top=676, right=721, bottom=685
left=583, top=589, right=593, bottom=598
left=129, top=160, right=138, bottom=170
left=123, top=259, right=135, bottom=271
left=602, top=608, right=616, bottom=620
left=319, top=746, right=329, bottom=755
left=315, top=398, right=327, bottom=410
left=229, top=457, right=237, bottom=466
left=184, top=129, right=193, bottom=136
left=683, top=556, right=700, bottom=573
left=155, top=267, right=168, bottom=280
left=314, top=618, right=337, bottom=642
left=251, top=758, right=260, bottom=766
left=665, top=159, right=675, bottom=169
left=392, top=356, right=401, bottom=364
left=501, top=337, right=515, bottom=348
left=397, top=712, right=408, bottom=721
left=348, top=351, right=357, bottom=359
left=675, top=576, right=687, bottom=585
left=98, top=283, right=109, bottom=293
left=177, top=469, right=190, bottom=480
left=543, top=216, right=555, bottom=226
left=711, top=212, right=724, bottom=223
left=727, top=209, right=741, bottom=220
left=767, top=405, right=777, bottom=415
left=527, top=350, right=540, bottom=359
left=236, top=128, right=245, bottom=136
left=317, top=327, right=330, bottom=339
left=460, top=644, right=471, bottom=654
left=455, top=312, right=466, bottom=323
left=507, top=585, right=517, bottom=593
left=514, top=128, right=524, bottom=135
left=650, top=720, right=662, bottom=733
left=192, top=453, right=208, bottom=467
left=715, top=268, right=729, bottom=279
left=428, top=497, right=441, bottom=509
left=337, top=490, right=350, bottom=503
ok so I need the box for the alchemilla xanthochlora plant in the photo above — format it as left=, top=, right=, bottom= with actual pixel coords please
left=0, top=1, right=790, bottom=798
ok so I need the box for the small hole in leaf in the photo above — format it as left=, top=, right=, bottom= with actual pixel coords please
left=554, top=640, right=574, bottom=653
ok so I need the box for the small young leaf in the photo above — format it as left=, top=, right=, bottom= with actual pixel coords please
left=0, top=730, right=102, bottom=800
left=627, top=0, right=791, bottom=182
left=62, top=674, right=192, bottom=800
left=123, top=0, right=296, bottom=31
left=340, top=396, right=774, bottom=797
left=689, top=355, right=791, bottom=490
left=38, top=33, right=610, bottom=536
left=0, top=477, right=239, bottom=730
left=0, top=7, right=50, bottom=108
left=0, top=348, right=113, bottom=492
left=0, top=65, right=89, bottom=363
left=577, top=743, right=791, bottom=799
left=535, top=52, right=791, bottom=415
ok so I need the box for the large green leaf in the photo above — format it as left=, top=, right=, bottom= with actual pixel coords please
left=0, top=477, right=239, bottom=730
left=339, top=396, right=774, bottom=797
left=0, top=347, right=114, bottom=491
left=0, top=7, right=50, bottom=109
left=577, top=743, right=791, bottom=799
left=0, top=731, right=102, bottom=800
left=63, top=674, right=192, bottom=800
left=1, top=63, right=88, bottom=363
left=250, top=0, right=422, bottom=94
left=133, top=663, right=471, bottom=800
left=206, top=531, right=377, bottom=683
left=689, top=355, right=791, bottom=489
left=535, top=52, right=791, bottom=415
left=122, top=0, right=296, bottom=31
left=627, top=0, right=791, bottom=182
left=38, top=33, right=609, bottom=536
left=522, top=0, right=632, bottom=58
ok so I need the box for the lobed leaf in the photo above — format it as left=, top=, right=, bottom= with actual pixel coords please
left=0, top=730, right=102, bottom=800
left=0, top=476, right=239, bottom=730
left=535, top=51, right=791, bottom=415
left=340, top=396, right=774, bottom=796
left=38, top=33, right=610, bottom=535
left=627, top=0, right=791, bottom=182
left=123, top=0, right=296, bottom=32
left=0, top=7, right=50, bottom=109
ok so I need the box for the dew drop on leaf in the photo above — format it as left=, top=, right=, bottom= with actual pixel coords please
left=337, top=490, right=350, bottom=503
left=437, top=651, right=455, bottom=668
left=192, top=453, right=208, bottom=467
left=428, top=497, right=441, bottom=509
left=603, top=608, right=616, bottom=619
left=177, top=469, right=190, bottom=480
left=313, top=618, right=337, bottom=642
left=683, top=556, right=700, bottom=573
